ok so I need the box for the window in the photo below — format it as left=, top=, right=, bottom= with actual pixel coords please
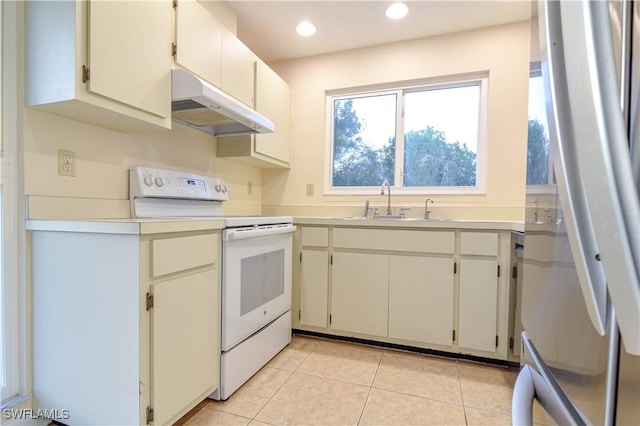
left=526, top=65, right=553, bottom=187
left=327, top=75, right=487, bottom=193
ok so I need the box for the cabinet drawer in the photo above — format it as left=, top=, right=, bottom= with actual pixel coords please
left=152, top=233, right=218, bottom=277
left=333, top=228, right=454, bottom=254
left=460, top=232, right=498, bottom=256
left=301, top=227, right=329, bottom=247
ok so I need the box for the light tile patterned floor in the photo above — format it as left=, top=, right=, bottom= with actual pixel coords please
left=175, top=335, right=543, bottom=426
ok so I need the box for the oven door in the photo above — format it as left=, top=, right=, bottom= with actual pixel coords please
left=221, top=225, right=295, bottom=352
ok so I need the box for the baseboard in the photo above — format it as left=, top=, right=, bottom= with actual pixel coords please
left=292, top=329, right=520, bottom=369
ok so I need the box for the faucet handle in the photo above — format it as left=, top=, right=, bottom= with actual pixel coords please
left=424, top=198, right=434, bottom=219
left=399, top=207, right=411, bottom=218
left=543, top=208, right=552, bottom=223
left=372, top=207, right=380, bottom=218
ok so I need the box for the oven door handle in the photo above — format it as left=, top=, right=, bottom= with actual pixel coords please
left=223, top=224, right=297, bottom=241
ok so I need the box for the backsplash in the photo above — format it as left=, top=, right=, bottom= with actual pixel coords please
left=24, top=109, right=263, bottom=219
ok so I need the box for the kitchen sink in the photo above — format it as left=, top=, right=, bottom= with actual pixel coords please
left=334, top=216, right=458, bottom=222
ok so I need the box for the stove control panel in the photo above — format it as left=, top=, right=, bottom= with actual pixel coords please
left=129, top=166, right=228, bottom=201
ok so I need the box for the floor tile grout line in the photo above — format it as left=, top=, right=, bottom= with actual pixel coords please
left=369, top=383, right=466, bottom=408
left=356, top=350, right=384, bottom=425
left=248, top=339, right=321, bottom=424
left=247, top=368, right=295, bottom=424
left=455, top=359, right=470, bottom=425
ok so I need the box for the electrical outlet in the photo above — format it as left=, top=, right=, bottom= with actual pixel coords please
left=306, top=183, right=314, bottom=197
left=247, top=181, right=253, bottom=195
left=58, top=149, right=75, bottom=177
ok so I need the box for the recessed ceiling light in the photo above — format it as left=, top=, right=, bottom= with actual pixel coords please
left=296, top=21, right=317, bottom=37
left=385, top=2, right=409, bottom=20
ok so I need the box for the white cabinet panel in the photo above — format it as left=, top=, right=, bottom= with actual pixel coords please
left=331, top=252, right=388, bottom=336
left=458, top=258, right=498, bottom=352
left=221, top=30, right=256, bottom=107
left=301, top=227, right=329, bottom=247
left=389, top=256, right=454, bottom=346
left=152, top=267, right=219, bottom=426
left=460, top=232, right=499, bottom=256
left=333, top=228, right=455, bottom=253
left=254, top=61, right=291, bottom=163
left=88, top=0, right=171, bottom=118
left=174, top=0, right=222, bottom=87
left=152, top=234, right=217, bottom=277
left=300, top=250, right=329, bottom=328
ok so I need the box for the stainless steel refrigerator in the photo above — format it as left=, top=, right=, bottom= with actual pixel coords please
left=513, top=1, right=640, bottom=424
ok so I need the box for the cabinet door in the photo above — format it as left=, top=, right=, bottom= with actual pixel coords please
left=174, top=0, right=222, bottom=87
left=151, top=267, right=219, bottom=425
left=331, top=252, right=388, bottom=337
left=221, top=30, right=256, bottom=106
left=88, top=0, right=171, bottom=118
left=389, top=256, right=454, bottom=346
left=458, top=258, right=498, bottom=352
left=300, top=250, right=329, bottom=328
left=254, top=60, right=291, bottom=163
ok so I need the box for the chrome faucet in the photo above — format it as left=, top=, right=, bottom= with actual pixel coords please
left=424, top=198, right=434, bottom=219
left=381, top=179, right=392, bottom=216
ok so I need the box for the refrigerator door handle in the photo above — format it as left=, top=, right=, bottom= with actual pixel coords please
left=512, top=365, right=535, bottom=426
left=553, top=0, right=640, bottom=355
left=539, top=0, right=608, bottom=336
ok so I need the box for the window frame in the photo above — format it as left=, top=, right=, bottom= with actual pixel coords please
left=1, top=0, right=26, bottom=407
left=324, top=74, right=489, bottom=195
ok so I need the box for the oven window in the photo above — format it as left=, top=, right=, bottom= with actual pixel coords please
left=240, top=249, right=285, bottom=316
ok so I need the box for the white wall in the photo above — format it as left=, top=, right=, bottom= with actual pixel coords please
left=24, top=109, right=262, bottom=219
left=262, top=21, right=531, bottom=221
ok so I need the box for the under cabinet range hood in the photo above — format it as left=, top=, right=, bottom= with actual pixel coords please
left=171, top=68, right=275, bottom=137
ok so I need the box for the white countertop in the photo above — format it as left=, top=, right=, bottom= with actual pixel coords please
left=294, top=216, right=524, bottom=232
left=25, top=218, right=226, bottom=235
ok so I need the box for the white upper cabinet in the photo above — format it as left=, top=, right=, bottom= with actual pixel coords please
left=254, top=60, right=292, bottom=164
left=25, top=0, right=172, bottom=132
left=216, top=60, right=292, bottom=168
left=220, top=30, right=257, bottom=107
left=173, top=0, right=223, bottom=87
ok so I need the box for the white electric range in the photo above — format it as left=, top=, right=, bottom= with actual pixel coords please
left=130, top=166, right=295, bottom=400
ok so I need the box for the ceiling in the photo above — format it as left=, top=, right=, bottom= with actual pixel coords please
left=222, top=1, right=532, bottom=63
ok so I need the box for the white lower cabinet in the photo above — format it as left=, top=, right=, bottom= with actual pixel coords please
left=30, top=225, right=220, bottom=425
left=331, top=252, right=389, bottom=336
left=388, top=255, right=454, bottom=346
left=300, top=249, right=329, bottom=328
left=458, top=258, right=499, bottom=353
left=293, top=225, right=511, bottom=360
left=151, top=268, right=219, bottom=425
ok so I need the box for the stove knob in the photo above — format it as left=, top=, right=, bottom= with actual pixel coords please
left=222, top=184, right=228, bottom=193
left=155, top=177, right=165, bottom=187
left=143, top=175, right=153, bottom=187
left=215, top=184, right=222, bottom=193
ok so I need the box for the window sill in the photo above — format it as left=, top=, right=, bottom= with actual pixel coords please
left=324, top=186, right=487, bottom=196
